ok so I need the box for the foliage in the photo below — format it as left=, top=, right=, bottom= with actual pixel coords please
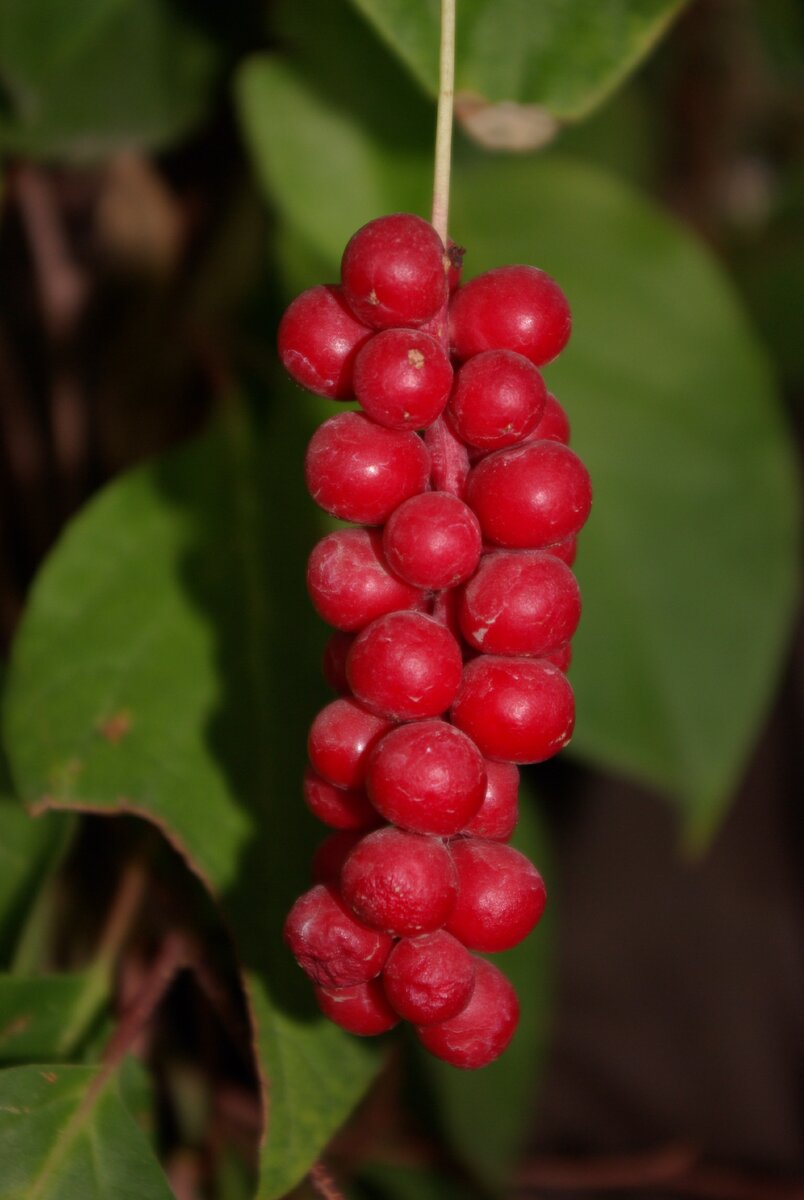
left=0, top=0, right=799, bottom=1197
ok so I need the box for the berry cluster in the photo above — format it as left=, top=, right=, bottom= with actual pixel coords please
left=279, top=213, right=591, bottom=1069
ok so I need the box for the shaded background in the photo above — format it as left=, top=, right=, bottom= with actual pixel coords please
left=0, top=1, right=801, bottom=1198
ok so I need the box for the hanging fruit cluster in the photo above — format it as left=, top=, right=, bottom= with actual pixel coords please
left=279, top=213, right=591, bottom=1069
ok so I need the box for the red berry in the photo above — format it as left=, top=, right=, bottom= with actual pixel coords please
left=284, top=884, right=392, bottom=988
left=446, top=839, right=547, bottom=952
left=544, top=534, right=577, bottom=566
left=347, top=611, right=463, bottom=721
left=315, top=978, right=399, bottom=1035
left=277, top=284, right=372, bottom=399
left=341, top=827, right=457, bottom=937
left=383, top=930, right=475, bottom=1024
left=462, top=760, right=520, bottom=841
left=383, top=492, right=482, bottom=590
left=465, top=440, right=592, bottom=549
left=366, top=720, right=486, bottom=836
left=305, top=411, right=430, bottom=525
left=322, top=631, right=355, bottom=694
left=457, top=550, right=581, bottom=657
left=303, top=766, right=379, bottom=831
left=526, top=391, right=571, bottom=444
left=341, top=213, right=448, bottom=329
left=312, top=830, right=364, bottom=885
left=449, top=265, right=571, bottom=366
left=429, top=586, right=463, bottom=643
left=424, top=415, right=470, bottom=497
left=451, top=656, right=574, bottom=764
left=353, top=328, right=453, bottom=430
left=446, top=240, right=465, bottom=293
left=307, top=527, right=423, bottom=632
left=544, top=642, right=573, bottom=672
left=308, top=698, right=392, bottom=790
left=416, top=957, right=519, bottom=1069
left=447, top=350, right=547, bottom=450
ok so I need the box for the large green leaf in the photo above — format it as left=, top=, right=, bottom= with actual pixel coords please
left=419, top=794, right=553, bottom=1187
left=0, top=976, right=94, bottom=1062
left=0, top=1063, right=173, bottom=1198
left=449, top=153, right=799, bottom=842
left=3, top=402, right=381, bottom=1198
left=237, top=0, right=434, bottom=268
left=347, top=0, right=686, bottom=127
left=0, top=0, right=219, bottom=158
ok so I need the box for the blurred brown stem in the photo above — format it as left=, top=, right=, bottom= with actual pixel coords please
left=13, top=163, right=90, bottom=516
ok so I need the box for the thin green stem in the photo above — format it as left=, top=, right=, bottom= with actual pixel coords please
left=431, top=0, right=456, bottom=245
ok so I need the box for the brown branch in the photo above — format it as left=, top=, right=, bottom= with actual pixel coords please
left=83, top=930, right=190, bottom=1110
left=309, top=1160, right=347, bottom=1200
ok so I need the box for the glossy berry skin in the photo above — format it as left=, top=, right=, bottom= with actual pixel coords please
left=383, top=492, right=482, bottom=590
left=451, top=656, right=574, bottom=764
left=449, top=265, right=571, bottom=366
left=416, top=957, right=519, bottom=1069
left=466, top=440, right=592, bottom=549
left=314, top=978, right=399, bottom=1035
left=383, top=930, right=475, bottom=1025
left=347, top=611, right=463, bottom=721
left=366, top=720, right=486, bottom=836
left=307, top=527, right=423, bottom=632
left=284, top=884, right=392, bottom=988
left=307, top=698, right=392, bottom=790
left=527, top=391, right=571, bottom=444
left=303, top=766, right=379, bottom=832
left=462, top=760, right=520, bottom=841
left=277, top=284, right=372, bottom=399
left=457, top=550, right=581, bottom=657
left=322, top=631, right=355, bottom=694
left=447, top=349, right=547, bottom=450
left=311, top=830, right=364, bottom=885
left=544, top=534, right=577, bottom=567
left=341, top=213, right=448, bottom=330
left=544, top=642, right=573, bottom=672
left=446, top=839, right=547, bottom=952
left=341, top=827, right=457, bottom=937
left=353, top=328, right=453, bottom=430
left=305, top=411, right=430, bottom=525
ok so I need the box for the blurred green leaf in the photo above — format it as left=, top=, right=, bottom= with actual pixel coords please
left=0, top=799, right=63, bottom=968
left=0, top=1063, right=173, bottom=1198
left=0, top=0, right=219, bottom=159
left=0, top=975, right=94, bottom=1062
left=3, top=400, right=381, bottom=1198
left=450, top=153, right=799, bottom=843
left=419, top=795, right=553, bottom=1187
left=236, top=0, right=434, bottom=267
left=356, top=1161, right=480, bottom=1200
left=347, top=0, right=686, bottom=123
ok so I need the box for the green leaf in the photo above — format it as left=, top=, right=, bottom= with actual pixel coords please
left=0, top=800, right=62, bottom=965
left=0, top=0, right=219, bottom=159
left=419, top=794, right=553, bottom=1187
left=347, top=0, right=687, bottom=129
left=3, top=400, right=380, bottom=1198
left=236, top=0, right=434, bottom=267
left=0, top=1063, right=173, bottom=1199
left=450, top=153, right=799, bottom=842
left=0, top=975, right=95, bottom=1062
left=356, top=1161, right=480, bottom=1200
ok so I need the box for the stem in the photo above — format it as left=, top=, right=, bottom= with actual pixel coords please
left=431, top=0, right=456, bottom=244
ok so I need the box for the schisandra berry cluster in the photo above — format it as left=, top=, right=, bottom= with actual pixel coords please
left=279, top=213, right=591, bottom=1070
